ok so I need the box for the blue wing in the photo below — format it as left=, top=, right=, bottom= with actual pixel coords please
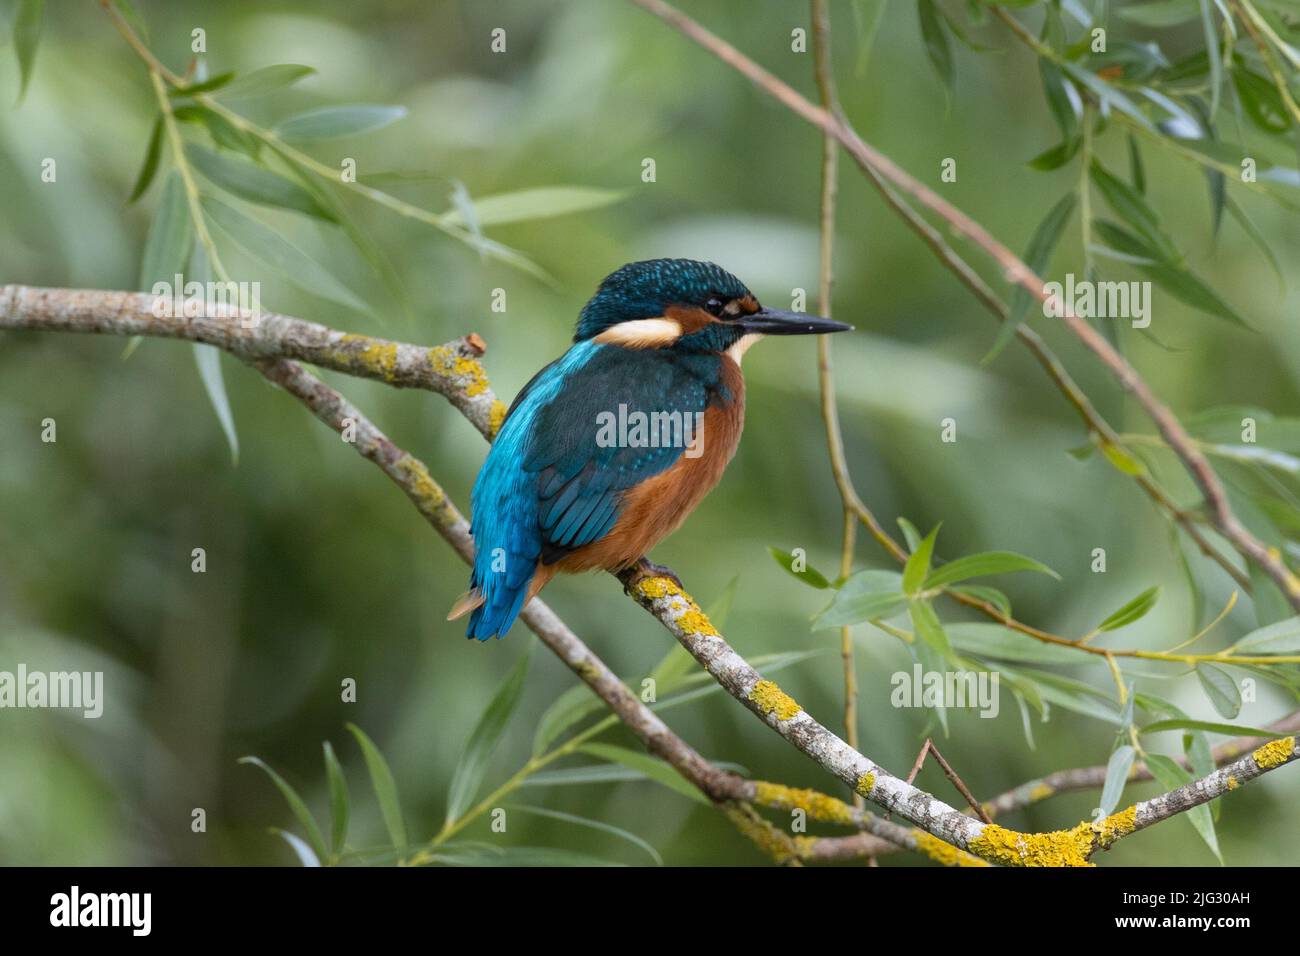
left=465, top=343, right=710, bottom=639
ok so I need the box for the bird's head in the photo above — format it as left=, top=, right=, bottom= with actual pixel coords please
left=574, top=258, right=852, bottom=356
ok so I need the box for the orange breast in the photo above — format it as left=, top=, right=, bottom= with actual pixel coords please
left=549, top=355, right=746, bottom=576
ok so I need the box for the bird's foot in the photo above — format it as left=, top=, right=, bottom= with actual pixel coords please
left=618, top=557, right=684, bottom=596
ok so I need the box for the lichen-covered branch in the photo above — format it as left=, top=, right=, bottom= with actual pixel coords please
left=0, top=285, right=506, bottom=439
left=979, top=710, right=1300, bottom=820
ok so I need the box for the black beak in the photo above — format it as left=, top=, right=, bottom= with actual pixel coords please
left=737, top=308, right=854, bottom=336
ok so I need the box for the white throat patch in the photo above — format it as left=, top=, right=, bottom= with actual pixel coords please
left=594, top=318, right=682, bottom=348
left=725, top=332, right=765, bottom=366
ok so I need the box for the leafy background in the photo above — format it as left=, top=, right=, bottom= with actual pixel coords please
left=0, top=0, right=1298, bottom=865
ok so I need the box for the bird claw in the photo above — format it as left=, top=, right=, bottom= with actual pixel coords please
left=618, top=557, right=684, bottom=596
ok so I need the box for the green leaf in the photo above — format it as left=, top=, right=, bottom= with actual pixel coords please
left=322, top=741, right=349, bottom=858
left=897, top=517, right=923, bottom=552
left=532, top=682, right=605, bottom=757
left=1127, top=134, right=1146, bottom=195
left=187, top=241, right=239, bottom=465
left=984, top=193, right=1075, bottom=362
left=217, top=64, right=316, bottom=99
left=274, top=104, right=407, bottom=141
left=193, top=344, right=239, bottom=464
left=1026, top=138, right=1082, bottom=171
left=578, top=743, right=709, bottom=806
left=1098, top=585, right=1160, bottom=631
left=1117, top=0, right=1201, bottom=26
left=13, top=0, right=42, bottom=103
left=918, top=0, right=954, bottom=91
left=506, top=804, right=662, bottom=865
left=1090, top=161, right=1179, bottom=260
left=1232, top=66, right=1290, bottom=133
left=913, top=637, right=949, bottom=735
left=345, top=723, right=407, bottom=852
left=923, top=550, right=1059, bottom=589
left=1141, top=718, right=1287, bottom=737
left=1198, top=0, right=1222, bottom=118
left=1099, top=744, right=1135, bottom=816
left=909, top=599, right=951, bottom=656
left=238, top=756, right=329, bottom=864
left=201, top=195, right=368, bottom=312
left=1099, top=439, right=1149, bottom=476
left=1144, top=753, right=1221, bottom=862
left=949, top=584, right=1012, bottom=618
left=947, top=622, right=1085, bottom=664
left=768, top=546, right=831, bottom=589
left=1226, top=199, right=1284, bottom=293
left=902, top=525, right=940, bottom=595
left=138, top=173, right=193, bottom=290
left=187, top=144, right=337, bottom=221
left=431, top=845, right=624, bottom=867
left=1039, top=59, right=1081, bottom=142
left=1183, top=727, right=1218, bottom=819
left=172, top=105, right=261, bottom=159
left=1092, top=219, right=1251, bottom=329
left=1059, top=60, right=1156, bottom=131
left=444, top=646, right=531, bottom=826
left=440, top=186, right=628, bottom=228
left=812, top=569, right=905, bottom=629
left=1233, top=616, right=1300, bottom=654
left=1196, top=664, right=1242, bottom=719
left=127, top=117, right=164, bottom=204
left=170, top=71, right=235, bottom=96
left=1006, top=667, right=1125, bottom=724
left=270, top=828, right=322, bottom=867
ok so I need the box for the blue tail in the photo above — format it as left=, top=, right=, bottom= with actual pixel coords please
left=465, top=408, right=545, bottom=641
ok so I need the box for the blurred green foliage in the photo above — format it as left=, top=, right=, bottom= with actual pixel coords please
left=1, top=0, right=1299, bottom=866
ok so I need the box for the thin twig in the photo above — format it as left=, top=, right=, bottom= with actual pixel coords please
left=809, top=0, right=862, bottom=810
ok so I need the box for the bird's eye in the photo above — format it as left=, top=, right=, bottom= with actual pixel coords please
left=704, top=297, right=726, bottom=317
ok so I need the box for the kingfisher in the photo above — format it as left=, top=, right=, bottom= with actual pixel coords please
left=449, top=258, right=852, bottom=640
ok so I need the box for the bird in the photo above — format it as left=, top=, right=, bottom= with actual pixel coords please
left=449, top=258, right=852, bottom=640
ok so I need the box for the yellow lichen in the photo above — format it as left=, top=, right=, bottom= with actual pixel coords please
left=791, top=835, right=818, bottom=858
left=1252, top=736, right=1295, bottom=770
left=428, top=345, right=490, bottom=396
left=721, top=804, right=798, bottom=865
left=395, top=457, right=445, bottom=508
left=338, top=334, right=400, bottom=383
left=753, top=781, right=857, bottom=826
left=1095, top=805, right=1137, bottom=847
left=1226, top=775, right=1239, bottom=791
left=912, top=829, right=991, bottom=868
left=969, top=822, right=1093, bottom=868
left=675, top=607, right=719, bottom=637
left=636, top=576, right=683, bottom=600
left=487, top=399, right=508, bottom=438
left=855, top=772, right=876, bottom=799
left=967, top=807, right=1136, bottom=868
left=1028, top=782, right=1055, bottom=802
left=749, top=680, right=801, bottom=721
left=632, top=577, right=717, bottom=635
